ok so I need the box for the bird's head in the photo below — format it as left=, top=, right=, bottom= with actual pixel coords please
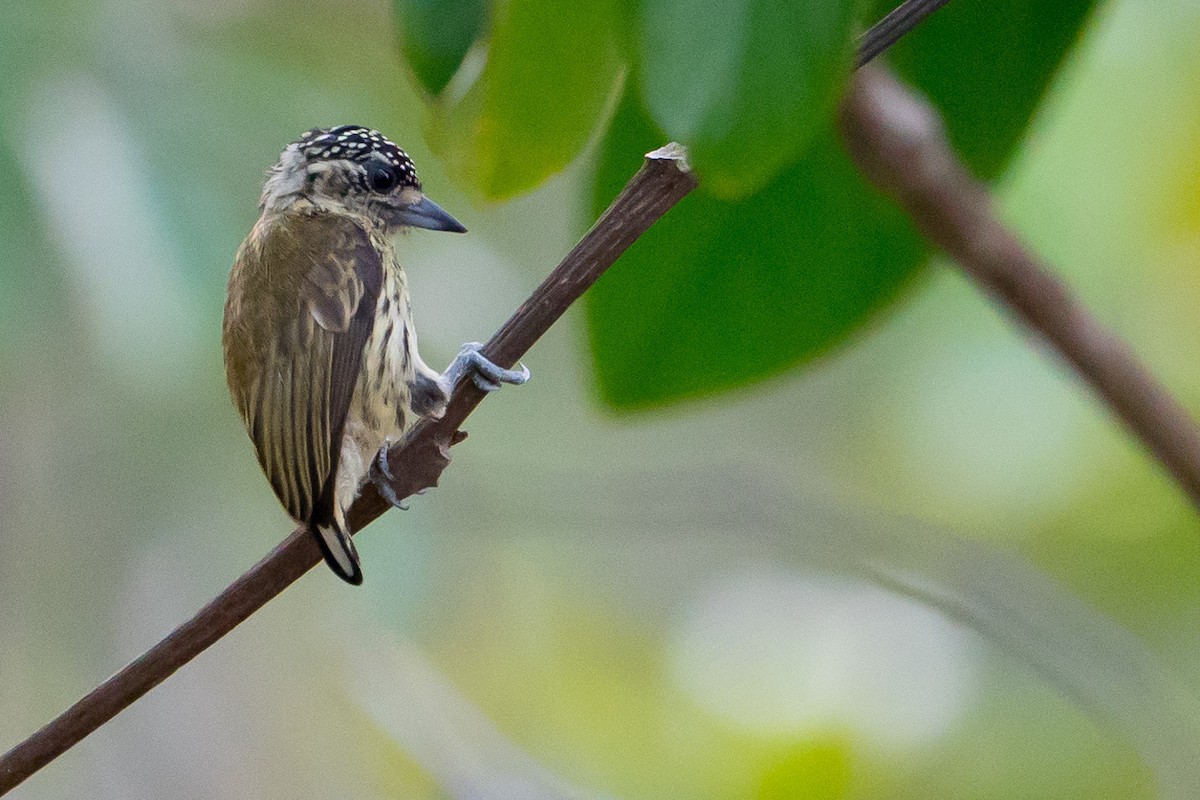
left=260, top=125, right=466, bottom=234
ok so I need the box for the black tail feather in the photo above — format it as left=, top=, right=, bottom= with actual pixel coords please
left=308, top=520, right=363, bottom=585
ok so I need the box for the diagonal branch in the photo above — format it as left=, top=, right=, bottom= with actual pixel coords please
left=0, top=147, right=697, bottom=797
left=840, top=66, right=1200, bottom=508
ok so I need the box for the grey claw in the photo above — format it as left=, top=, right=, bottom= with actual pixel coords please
left=445, top=342, right=530, bottom=393
left=373, top=446, right=395, bottom=482
left=370, top=447, right=409, bottom=510
left=472, top=374, right=503, bottom=392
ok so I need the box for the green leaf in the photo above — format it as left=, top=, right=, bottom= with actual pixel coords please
left=638, top=0, right=857, bottom=198
left=393, top=0, right=488, bottom=97
left=587, top=95, right=925, bottom=409
left=874, top=0, right=1098, bottom=179
left=586, top=0, right=1098, bottom=409
left=421, top=0, right=625, bottom=201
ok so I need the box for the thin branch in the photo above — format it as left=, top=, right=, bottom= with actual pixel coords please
left=0, top=146, right=697, bottom=797
left=856, top=0, right=952, bottom=68
left=840, top=66, right=1200, bottom=508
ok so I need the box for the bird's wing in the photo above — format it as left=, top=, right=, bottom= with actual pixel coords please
left=224, top=211, right=382, bottom=528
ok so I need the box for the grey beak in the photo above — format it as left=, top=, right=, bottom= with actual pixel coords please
left=395, top=195, right=467, bottom=233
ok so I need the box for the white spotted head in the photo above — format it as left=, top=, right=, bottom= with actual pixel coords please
left=260, top=125, right=464, bottom=234
left=298, top=125, right=421, bottom=191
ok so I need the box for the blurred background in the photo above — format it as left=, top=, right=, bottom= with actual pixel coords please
left=3, top=0, right=1200, bottom=797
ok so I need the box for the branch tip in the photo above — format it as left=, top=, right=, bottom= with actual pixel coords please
left=645, top=142, right=691, bottom=173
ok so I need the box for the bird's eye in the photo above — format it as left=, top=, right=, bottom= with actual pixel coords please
left=369, top=166, right=397, bottom=193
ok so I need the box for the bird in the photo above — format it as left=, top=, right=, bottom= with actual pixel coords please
left=222, top=125, right=528, bottom=585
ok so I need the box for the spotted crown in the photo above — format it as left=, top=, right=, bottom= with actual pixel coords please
left=296, top=125, right=421, bottom=189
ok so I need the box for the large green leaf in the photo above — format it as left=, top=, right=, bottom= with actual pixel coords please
left=587, top=0, right=1098, bottom=409
left=874, top=0, right=1098, bottom=180
left=587, top=96, right=925, bottom=408
left=638, top=0, right=857, bottom=198
left=420, top=0, right=625, bottom=201
left=393, top=0, right=488, bottom=97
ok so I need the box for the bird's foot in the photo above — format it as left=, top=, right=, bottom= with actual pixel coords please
left=369, top=446, right=410, bottom=510
left=443, top=341, right=530, bottom=393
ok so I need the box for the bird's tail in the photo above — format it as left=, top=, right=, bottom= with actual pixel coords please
left=309, top=519, right=363, bottom=585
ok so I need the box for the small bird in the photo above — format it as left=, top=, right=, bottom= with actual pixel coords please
left=223, top=125, right=528, bottom=585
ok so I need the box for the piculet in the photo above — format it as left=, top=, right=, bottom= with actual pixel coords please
left=222, top=126, right=528, bottom=585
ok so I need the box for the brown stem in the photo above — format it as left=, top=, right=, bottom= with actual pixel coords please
left=840, top=67, right=1200, bottom=508
left=856, top=0, right=952, bottom=67
left=0, top=146, right=697, bottom=797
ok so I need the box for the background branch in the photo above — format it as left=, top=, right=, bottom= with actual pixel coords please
left=856, top=0, right=952, bottom=67
left=840, top=66, right=1200, bottom=508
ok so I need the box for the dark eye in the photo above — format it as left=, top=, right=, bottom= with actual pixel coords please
left=369, top=166, right=397, bottom=193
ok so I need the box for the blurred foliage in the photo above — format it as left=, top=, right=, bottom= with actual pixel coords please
left=0, top=146, right=46, bottom=347
left=414, top=0, right=624, bottom=201
left=755, top=741, right=850, bottom=800
left=394, top=0, right=1097, bottom=408
left=394, top=0, right=488, bottom=96
left=587, top=99, right=924, bottom=407
left=636, top=0, right=857, bottom=197
left=876, top=0, right=1099, bottom=180
left=586, top=0, right=1098, bottom=408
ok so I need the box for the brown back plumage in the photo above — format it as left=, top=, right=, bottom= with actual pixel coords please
left=223, top=210, right=382, bottom=568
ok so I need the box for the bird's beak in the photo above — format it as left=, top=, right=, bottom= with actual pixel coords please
left=394, top=195, right=467, bottom=233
